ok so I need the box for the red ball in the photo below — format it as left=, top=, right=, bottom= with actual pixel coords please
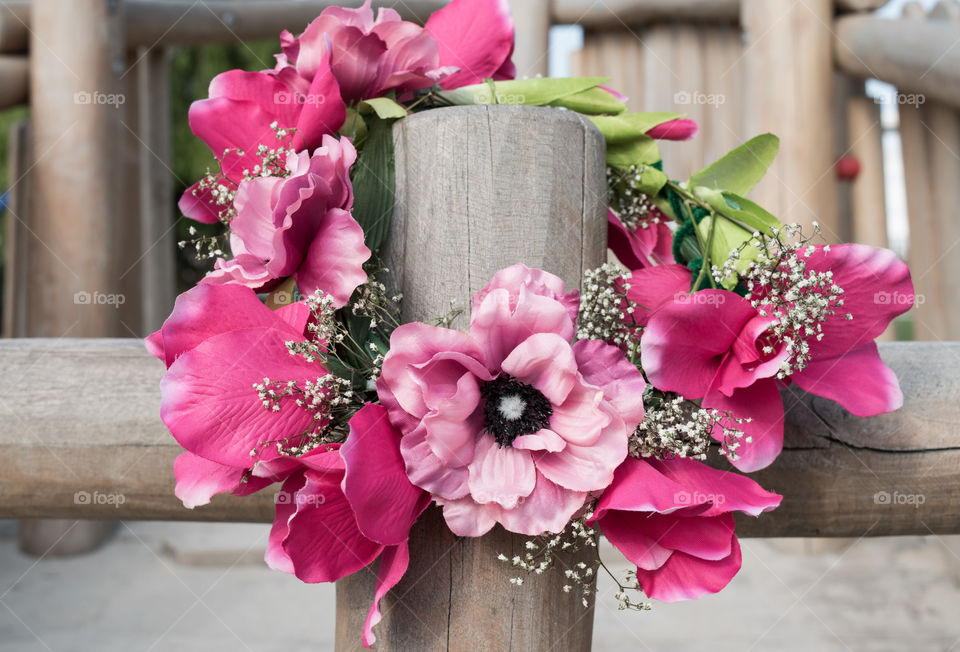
left=836, top=156, right=861, bottom=181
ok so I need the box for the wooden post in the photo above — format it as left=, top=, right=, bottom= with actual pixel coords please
left=846, top=93, right=888, bottom=249
left=334, top=105, right=606, bottom=651
left=507, top=0, right=550, bottom=78
left=741, top=0, right=839, bottom=240
left=20, top=0, right=129, bottom=555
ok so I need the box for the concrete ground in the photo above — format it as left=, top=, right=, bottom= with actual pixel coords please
left=2, top=520, right=960, bottom=651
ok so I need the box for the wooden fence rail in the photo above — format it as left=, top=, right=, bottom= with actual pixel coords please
left=0, top=338, right=956, bottom=539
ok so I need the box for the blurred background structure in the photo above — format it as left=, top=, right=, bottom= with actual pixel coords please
left=0, top=0, right=958, bottom=649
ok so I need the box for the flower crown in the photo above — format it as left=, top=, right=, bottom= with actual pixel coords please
left=148, top=0, right=915, bottom=647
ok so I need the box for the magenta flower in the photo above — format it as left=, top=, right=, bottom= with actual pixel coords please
left=201, top=135, right=370, bottom=306
left=378, top=264, right=646, bottom=536
left=589, top=456, right=780, bottom=601
left=608, top=208, right=675, bottom=270
left=268, top=405, right=429, bottom=647
left=424, top=0, right=516, bottom=89
left=181, top=55, right=347, bottom=223
left=641, top=244, right=914, bottom=471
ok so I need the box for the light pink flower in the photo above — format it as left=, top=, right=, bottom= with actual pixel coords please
left=641, top=244, right=914, bottom=471
left=181, top=55, right=346, bottom=223
left=589, top=456, right=780, bottom=602
left=201, top=135, right=370, bottom=306
left=377, top=264, right=646, bottom=536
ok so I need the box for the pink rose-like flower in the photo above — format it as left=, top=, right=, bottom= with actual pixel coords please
left=181, top=54, right=347, bottom=224
left=641, top=244, right=914, bottom=471
left=608, top=208, right=675, bottom=270
left=589, top=456, right=781, bottom=602
left=202, top=135, right=370, bottom=306
left=378, top=264, right=646, bottom=537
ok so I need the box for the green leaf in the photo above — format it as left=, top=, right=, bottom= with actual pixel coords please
left=589, top=112, right=682, bottom=144
left=610, top=164, right=668, bottom=196
left=339, top=108, right=368, bottom=147
left=351, top=117, right=395, bottom=254
left=438, top=77, right=610, bottom=108
left=694, top=187, right=781, bottom=235
left=688, top=134, right=780, bottom=196
left=697, top=216, right=762, bottom=290
left=605, top=136, right=661, bottom=167
left=359, top=97, right=408, bottom=120
left=547, top=86, right=627, bottom=115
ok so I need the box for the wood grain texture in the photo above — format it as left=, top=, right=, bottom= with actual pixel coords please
left=742, top=0, right=840, bottom=240
left=0, top=340, right=959, bottom=539
left=835, top=15, right=960, bottom=107
left=343, top=104, right=607, bottom=651
left=846, top=93, right=888, bottom=250
left=507, top=0, right=550, bottom=78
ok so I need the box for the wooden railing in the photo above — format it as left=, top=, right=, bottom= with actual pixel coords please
left=0, top=338, right=955, bottom=539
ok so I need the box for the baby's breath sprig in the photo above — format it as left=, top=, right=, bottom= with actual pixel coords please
left=633, top=389, right=748, bottom=461
left=713, top=222, right=850, bottom=377
left=577, top=263, right=642, bottom=361
left=607, top=165, right=661, bottom=232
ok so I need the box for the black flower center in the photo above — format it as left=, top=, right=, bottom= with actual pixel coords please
left=480, top=374, right=552, bottom=448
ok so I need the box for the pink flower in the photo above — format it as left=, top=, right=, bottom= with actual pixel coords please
left=181, top=55, right=347, bottom=223
left=641, top=244, right=914, bottom=471
left=424, top=0, right=516, bottom=89
left=201, top=135, right=370, bottom=306
left=589, top=456, right=780, bottom=602
left=151, top=284, right=323, bottom=486
left=268, top=405, right=429, bottom=647
left=377, top=264, right=646, bottom=536
left=646, top=118, right=699, bottom=141
left=608, top=208, right=675, bottom=270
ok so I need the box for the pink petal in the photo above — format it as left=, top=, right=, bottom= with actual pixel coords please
left=573, top=339, right=647, bottom=429
left=265, top=471, right=306, bottom=574
left=803, top=244, right=913, bottom=359
left=467, top=434, right=536, bottom=509
left=548, top=381, right=609, bottom=447
left=471, top=263, right=579, bottom=326
left=294, top=208, right=371, bottom=307
left=178, top=180, right=223, bottom=224
left=512, top=428, right=566, bottom=453
left=294, top=52, right=348, bottom=148
left=471, top=288, right=575, bottom=371
left=649, top=456, right=782, bottom=517
left=641, top=291, right=757, bottom=399
left=341, top=404, right=431, bottom=546
left=437, top=495, right=499, bottom=537
left=535, top=404, right=627, bottom=492
left=425, top=0, right=515, bottom=89
left=496, top=474, right=588, bottom=536
left=152, top=284, right=296, bottom=368
left=282, top=468, right=384, bottom=583
left=635, top=534, right=742, bottom=602
left=645, top=118, right=699, bottom=141
left=702, top=379, right=784, bottom=472
left=400, top=425, right=470, bottom=500
left=598, top=510, right=673, bottom=571
left=173, top=452, right=265, bottom=509
left=633, top=513, right=735, bottom=561
left=592, top=457, right=696, bottom=519
left=362, top=543, right=410, bottom=648
left=421, top=371, right=483, bottom=467
left=160, top=326, right=322, bottom=467
left=622, top=264, right=691, bottom=327
left=500, top=333, right=579, bottom=405
left=791, top=341, right=903, bottom=417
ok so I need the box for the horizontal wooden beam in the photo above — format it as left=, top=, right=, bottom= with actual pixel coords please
left=0, top=0, right=890, bottom=54
left=835, top=15, right=960, bottom=107
left=0, top=339, right=956, bottom=538
left=0, top=54, right=27, bottom=108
